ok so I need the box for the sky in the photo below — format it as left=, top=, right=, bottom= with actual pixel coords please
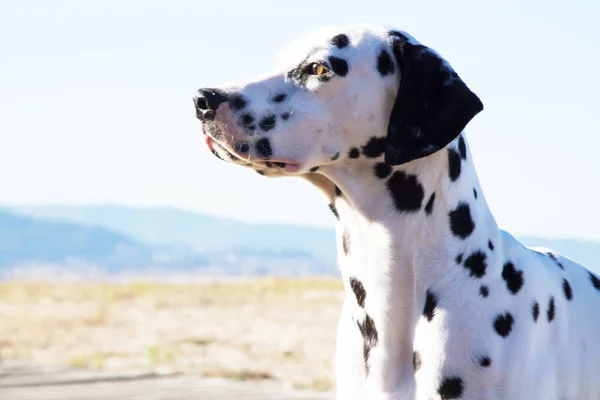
left=1, top=0, right=599, bottom=240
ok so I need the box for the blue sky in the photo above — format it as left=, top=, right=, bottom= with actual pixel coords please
left=1, top=0, right=599, bottom=240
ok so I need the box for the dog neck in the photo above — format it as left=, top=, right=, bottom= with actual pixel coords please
left=315, top=134, right=500, bottom=272
left=304, top=133, right=501, bottom=391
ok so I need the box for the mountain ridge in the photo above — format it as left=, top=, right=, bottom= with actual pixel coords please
left=3, top=204, right=337, bottom=262
left=1, top=205, right=598, bottom=276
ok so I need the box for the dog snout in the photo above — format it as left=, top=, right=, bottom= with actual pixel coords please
left=194, top=88, right=229, bottom=121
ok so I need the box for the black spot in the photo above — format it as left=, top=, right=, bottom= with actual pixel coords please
left=423, top=290, right=437, bottom=322
left=255, top=138, right=272, bottom=159
left=376, top=49, right=395, bottom=77
left=331, top=33, right=350, bottom=49
left=342, top=230, right=350, bottom=255
left=357, top=315, right=378, bottom=375
left=255, top=170, right=265, bottom=176
left=386, top=171, right=424, bottom=213
left=362, top=136, right=386, bottom=158
left=309, top=166, right=319, bottom=172
left=328, top=56, right=349, bottom=76
left=449, top=203, right=475, bottom=239
left=241, top=113, right=254, bottom=126
left=479, top=356, right=491, bottom=367
left=562, top=279, right=573, bottom=301
left=331, top=152, right=340, bottom=161
left=233, top=142, right=249, bottom=153
left=272, top=93, right=287, bottom=103
left=488, top=240, right=494, bottom=251
left=458, top=135, right=467, bottom=160
left=424, top=193, right=435, bottom=215
left=362, top=343, right=371, bottom=375
left=335, top=186, right=342, bottom=197
left=374, top=162, right=392, bottom=179
left=494, top=312, right=514, bottom=338
left=265, top=162, right=273, bottom=168
left=448, top=148, right=462, bottom=181
left=246, top=125, right=256, bottom=132
left=328, top=203, right=339, bottom=219
left=438, top=376, right=464, bottom=399
left=229, top=95, right=247, bottom=111
left=259, top=115, right=277, bottom=132
left=280, top=112, right=290, bottom=121
left=480, top=285, right=489, bottom=298
left=532, top=301, right=540, bottom=322
left=413, top=351, right=421, bottom=372
left=590, top=272, right=600, bottom=291
left=502, top=262, right=524, bottom=295
left=547, top=297, right=555, bottom=322
left=547, top=252, right=565, bottom=270
left=348, top=147, right=360, bottom=159
left=463, top=251, right=487, bottom=278
left=349, top=277, right=365, bottom=307
left=473, top=188, right=478, bottom=199
left=455, top=254, right=463, bottom=264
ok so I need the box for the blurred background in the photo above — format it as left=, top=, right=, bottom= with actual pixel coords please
left=1, top=0, right=599, bottom=398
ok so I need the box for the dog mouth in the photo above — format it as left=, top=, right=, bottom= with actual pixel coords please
left=204, top=135, right=301, bottom=173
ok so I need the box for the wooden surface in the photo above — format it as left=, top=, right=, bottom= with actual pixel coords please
left=0, top=361, right=334, bottom=400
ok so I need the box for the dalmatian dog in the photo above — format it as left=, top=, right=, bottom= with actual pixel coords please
left=193, top=24, right=600, bottom=400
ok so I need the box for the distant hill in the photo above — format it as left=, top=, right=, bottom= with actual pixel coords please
left=0, top=210, right=150, bottom=269
left=5, top=205, right=337, bottom=262
left=0, top=210, right=208, bottom=272
left=0, top=208, right=333, bottom=278
left=1, top=205, right=598, bottom=277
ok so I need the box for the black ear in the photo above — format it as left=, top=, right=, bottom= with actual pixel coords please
left=384, top=31, right=483, bottom=165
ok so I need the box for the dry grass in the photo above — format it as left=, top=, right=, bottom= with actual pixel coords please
left=0, top=278, right=344, bottom=391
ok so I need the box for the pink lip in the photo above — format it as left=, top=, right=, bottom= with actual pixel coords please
left=205, top=136, right=216, bottom=152
left=204, top=136, right=301, bottom=172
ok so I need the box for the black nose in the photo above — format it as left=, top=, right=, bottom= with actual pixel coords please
left=194, top=88, right=228, bottom=121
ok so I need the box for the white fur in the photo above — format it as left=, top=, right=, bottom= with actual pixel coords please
left=197, top=24, right=600, bottom=400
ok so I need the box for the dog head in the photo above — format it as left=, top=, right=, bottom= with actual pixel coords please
left=194, top=25, right=482, bottom=177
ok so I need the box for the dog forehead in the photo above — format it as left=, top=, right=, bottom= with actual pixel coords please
left=274, top=24, right=418, bottom=71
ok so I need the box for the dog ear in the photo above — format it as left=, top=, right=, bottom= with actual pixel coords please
left=384, top=31, right=483, bottom=165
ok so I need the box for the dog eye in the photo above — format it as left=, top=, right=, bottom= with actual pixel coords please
left=304, top=62, right=329, bottom=76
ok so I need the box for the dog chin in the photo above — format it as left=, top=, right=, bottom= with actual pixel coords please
left=204, top=136, right=298, bottom=177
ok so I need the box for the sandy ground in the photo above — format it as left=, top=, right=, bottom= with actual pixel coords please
left=0, top=278, right=344, bottom=391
